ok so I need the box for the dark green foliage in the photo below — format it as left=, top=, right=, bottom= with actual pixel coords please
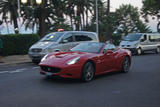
left=111, top=35, right=122, bottom=46
left=0, top=34, right=40, bottom=56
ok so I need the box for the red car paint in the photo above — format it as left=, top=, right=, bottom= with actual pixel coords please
left=39, top=43, right=132, bottom=79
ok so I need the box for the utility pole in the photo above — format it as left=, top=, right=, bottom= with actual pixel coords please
left=96, top=0, right=99, bottom=35
left=106, top=0, right=111, bottom=41
left=17, top=0, right=21, bottom=33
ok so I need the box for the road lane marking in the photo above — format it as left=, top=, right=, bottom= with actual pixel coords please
left=0, top=71, right=9, bottom=74
left=9, top=68, right=27, bottom=73
left=33, top=67, right=39, bottom=69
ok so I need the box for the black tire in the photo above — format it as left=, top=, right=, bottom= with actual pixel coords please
left=121, top=56, right=130, bottom=73
left=82, top=62, right=95, bottom=82
left=136, top=48, right=142, bottom=55
left=32, top=60, right=40, bottom=64
left=155, top=47, right=160, bottom=54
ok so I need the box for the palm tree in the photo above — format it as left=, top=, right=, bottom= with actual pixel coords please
left=21, top=0, right=56, bottom=37
left=65, top=0, right=94, bottom=30
left=0, top=0, right=19, bottom=34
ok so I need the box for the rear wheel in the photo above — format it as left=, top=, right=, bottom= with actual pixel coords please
left=155, top=47, right=160, bottom=54
left=121, top=56, right=130, bottom=73
left=82, top=62, right=95, bottom=82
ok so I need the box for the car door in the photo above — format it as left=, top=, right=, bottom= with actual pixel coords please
left=100, top=44, right=118, bottom=73
left=140, top=35, right=149, bottom=51
left=58, top=33, right=74, bottom=51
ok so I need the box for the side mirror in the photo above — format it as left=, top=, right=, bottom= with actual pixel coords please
left=54, top=49, right=61, bottom=52
left=62, top=39, right=68, bottom=43
left=104, top=50, right=113, bottom=55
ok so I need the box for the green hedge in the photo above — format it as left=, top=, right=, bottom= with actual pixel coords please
left=0, top=34, right=40, bottom=56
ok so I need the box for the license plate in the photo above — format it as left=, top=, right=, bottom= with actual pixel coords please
left=45, top=72, right=52, bottom=76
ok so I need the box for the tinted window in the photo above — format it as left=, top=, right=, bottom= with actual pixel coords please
left=149, top=35, right=160, bottom=42
left=123, top=34, right=142, bottom=41
left=40, top=32, right=64, bottom=42
left=62, top=34, right=74, bottom=42
left=71, top=42, right=104, bottom=53
left=75, top=34, right=93, bottom=41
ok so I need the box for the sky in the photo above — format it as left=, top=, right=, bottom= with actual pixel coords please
left=0, top=0, right=158, bottom=34
left=110, top=0, right=143, bottom=11
left=108, top=0, right=157, bottom=32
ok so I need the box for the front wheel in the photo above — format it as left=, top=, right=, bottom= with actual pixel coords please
left=136, top=48, right=142, bottom=55
left=121, top=56, right=130, bottom=73
left=82, top=62, right=95, bottom=82
left=155, top=47, right=160, bottom=54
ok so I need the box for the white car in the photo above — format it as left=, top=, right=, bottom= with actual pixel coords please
left=28, top=31, right=99, bottom=63
left=119, top=33, right=160, bottom=55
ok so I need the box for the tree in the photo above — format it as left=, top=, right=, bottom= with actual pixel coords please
left=65, top=0, right=94, bottom=30
left=141, top=0, right=160, bottom=32
left=114, top=4, right=151, bottom=36
left=0, top=0, right=19, bottom=34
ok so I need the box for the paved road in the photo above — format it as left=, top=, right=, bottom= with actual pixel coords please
left=0, top=53, right=160, bottom=107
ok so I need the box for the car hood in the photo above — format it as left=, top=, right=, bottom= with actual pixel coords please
left=30, top=41, right=58, bottom=50
left=39, top=51, right=93, bottom=67
left=120, top=40, right=138, bottom=46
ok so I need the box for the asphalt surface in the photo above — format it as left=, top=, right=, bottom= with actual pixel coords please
left=0, top=53, right=160, bottom=107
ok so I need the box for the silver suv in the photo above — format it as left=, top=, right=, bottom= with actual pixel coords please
left=28, top=31, right=99, bottom=63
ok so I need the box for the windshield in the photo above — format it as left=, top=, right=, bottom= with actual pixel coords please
left=71, top=42, right=104, bottom=54
left=40, top=32, right=64, bottom=42
left=123, top=34, right=142, bottom=41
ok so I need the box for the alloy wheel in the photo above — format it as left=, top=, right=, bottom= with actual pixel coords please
left=82, top=62, right=94, bottom=82
left=122, top=57, right=130, bottom=73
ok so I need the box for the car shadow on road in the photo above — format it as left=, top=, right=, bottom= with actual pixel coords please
left=40, top=71, right=127, bottom=84
left=42, top=76, right=83, bottom=84
left=132, top=51, right=160, bottom=56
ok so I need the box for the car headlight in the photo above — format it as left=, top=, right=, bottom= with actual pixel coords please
left=41, top=54, right=48, bottom=62
left=66, top=57, right=80, bottom=65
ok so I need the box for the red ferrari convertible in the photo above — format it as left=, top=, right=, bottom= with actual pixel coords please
left=39, top=42, right=132, bottom=82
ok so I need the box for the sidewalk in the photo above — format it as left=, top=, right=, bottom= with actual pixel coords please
left=0, top=55, right=31, bottom=66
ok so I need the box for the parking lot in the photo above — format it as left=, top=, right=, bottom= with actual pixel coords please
left=0, top=53, right=160, bottom=107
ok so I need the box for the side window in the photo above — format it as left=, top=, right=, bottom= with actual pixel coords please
left=149, top=35, right=160, bottom=42
left=74, top=34, right=93, bottom=42
left=88, top=33, right=97, bottom=41
left=61, top=34, right=73, bottom=43
left=103, top=43, right=116, bottom=53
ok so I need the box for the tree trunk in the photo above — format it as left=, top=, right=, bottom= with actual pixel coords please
left=86, top=10, right=89, bottom=27
left=76, top=7, right=81, bottom=31
left=12, top=8, right=19, bottom=34
left=38, top=7, right=47, bottom=38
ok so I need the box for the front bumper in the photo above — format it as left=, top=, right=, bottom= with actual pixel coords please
left=40, top=64, right=82, bottom=79
left=123, top=48, right=137, bottom=54
left=28, top=53, right=46, bottom=61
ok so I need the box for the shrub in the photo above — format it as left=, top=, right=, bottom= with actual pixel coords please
left=0, top=34, right=40, bottom=56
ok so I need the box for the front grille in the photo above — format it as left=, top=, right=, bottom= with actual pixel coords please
left=40, top=66, right=61, bottom=73
left=31, top=48, right=42, bottom=53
